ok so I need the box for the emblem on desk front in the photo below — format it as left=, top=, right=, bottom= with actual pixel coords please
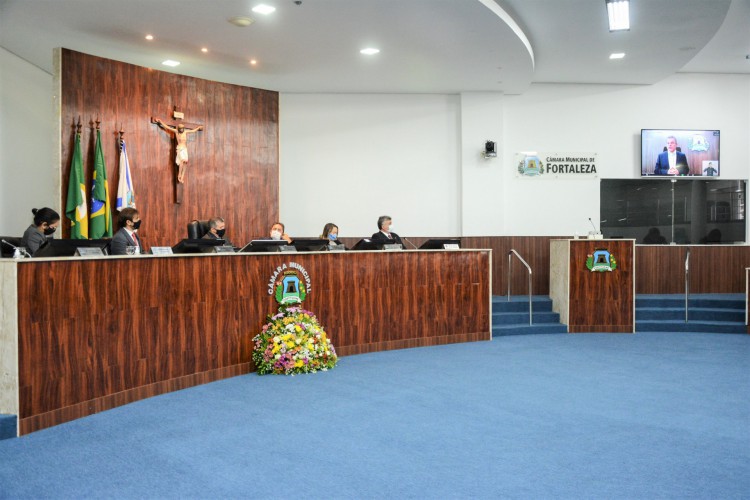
left=586, top=249, right=617, bottom=272
left=267, top=262, right=311, bottom=304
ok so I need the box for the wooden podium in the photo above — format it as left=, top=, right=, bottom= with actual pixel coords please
left=550, top=239, right=635, bottom=333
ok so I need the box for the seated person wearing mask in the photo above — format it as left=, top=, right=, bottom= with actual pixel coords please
left=321, top=222, right=343, bottom=247
left=21, top=207, right=60, bottom=255
left=371, top=215, right=402, bottom=246
left=110, top=208, right=143, bottom=255
left=202, top=216, right=233, bottom=247
left=270, top=222, right=292, bottom=244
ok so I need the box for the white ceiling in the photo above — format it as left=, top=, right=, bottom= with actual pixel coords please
left=1, top=0, right=748, bottom=94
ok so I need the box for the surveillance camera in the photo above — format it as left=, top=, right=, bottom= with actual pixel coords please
left=294, top=0, right=302, bottom=4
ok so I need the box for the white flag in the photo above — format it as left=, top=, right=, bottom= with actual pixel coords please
left=116, top=139, right=135, bottom=211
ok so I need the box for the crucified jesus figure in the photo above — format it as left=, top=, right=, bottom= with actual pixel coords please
left=152, top=118, right=203, bottom=183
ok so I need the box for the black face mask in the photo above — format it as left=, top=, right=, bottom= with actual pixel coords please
left=43, top=226, right=57, bottom=236
left=132, top=220, right=142, bottom=230
left=216, top=229, right=226, bottom=238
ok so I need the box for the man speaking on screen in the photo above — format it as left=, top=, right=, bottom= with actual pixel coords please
left=654, top=136, right=689, bottom=175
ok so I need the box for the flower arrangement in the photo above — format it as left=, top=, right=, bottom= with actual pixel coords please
left=252, top=306, right=338, bottom=375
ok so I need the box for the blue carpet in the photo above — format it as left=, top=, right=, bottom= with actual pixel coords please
left=0, top=332, right=748, bottom=499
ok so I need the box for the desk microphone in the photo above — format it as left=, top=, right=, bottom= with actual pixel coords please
left=2, top=239, right=31, bottom=258
left=588, top=217, right=598, bottom=234
left=402, top=237, right=418, bottom=250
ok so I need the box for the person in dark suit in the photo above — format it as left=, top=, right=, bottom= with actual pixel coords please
left=21, top=207, right=60, bottom=255
left=202, top=216, right=233, bottom=247
left=110, top=207, right=143, bottom=255
left=654, top=136, right=689, bottom=175
left=371, top=215, right=402, bottom=246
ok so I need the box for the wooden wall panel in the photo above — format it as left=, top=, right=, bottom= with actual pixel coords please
left=339, top=237, right=750, bottom=295
left=60, top=49, right=278, bottom=247
left=15, top=250, right=489, bottom=434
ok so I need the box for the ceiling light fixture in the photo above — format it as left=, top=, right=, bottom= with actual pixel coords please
left=250, top=59, right=258, bottom=65
left=605, top=0, right=630, bottom=32
left=609, top=53, right=625, bottom=59
left=162, top=60, right=180, bottom=67
left=252, top=4, right=276, bottom=15
left=201, top=48, right=208, bottom=53
left=228, top=16, right=254, bottom=27
left=145, top=34, right=154, bottom=41
left=360, top=48, right=380, bottom=55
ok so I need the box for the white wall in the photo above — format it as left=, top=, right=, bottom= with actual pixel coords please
left=279, top=93, right=460, bottom=238
left=502, top=75, right=750, bottom=236
left=0, top=47, right=56, bottom=236
left=460, top=93, right=504, bottom=236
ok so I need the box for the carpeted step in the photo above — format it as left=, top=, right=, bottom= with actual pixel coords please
left=492, top=323, right=567, bottom=336
left=636, top=320, right=746, bottom=334
left=493, top=311, right=560, bottom=325
left=636, top=307, right=744, bottom=322
left=636, top=294, right=745, bottom=310
left=492, top=296, right=554, bottom=313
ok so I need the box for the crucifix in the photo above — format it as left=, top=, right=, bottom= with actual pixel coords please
left=151, top=107, right=204, bottom=204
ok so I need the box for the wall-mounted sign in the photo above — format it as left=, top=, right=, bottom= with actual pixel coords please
left=515, top=152, right=598, bottom=178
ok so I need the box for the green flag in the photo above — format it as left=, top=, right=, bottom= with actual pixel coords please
left=90, top=129, right=112, bottom=238
left=65, top=132, right=88, bottom=239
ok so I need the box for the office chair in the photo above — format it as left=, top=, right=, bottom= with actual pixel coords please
left=187, top=220, right=211, bottom=239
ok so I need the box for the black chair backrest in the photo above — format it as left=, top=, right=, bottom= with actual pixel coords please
left=187, top=220, right=211, bottom=240
left=662, top=146, right=682, bottom=152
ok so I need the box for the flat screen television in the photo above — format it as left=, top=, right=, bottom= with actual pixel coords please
left=171, top=238, right=226, bottom=254
left=34, top=238, right=111, bottom=257
left=641, top=129, right=720, bottom=177
left=419, top=238, right=461, bottom=250
left=239, top=239, right=289, bottom=252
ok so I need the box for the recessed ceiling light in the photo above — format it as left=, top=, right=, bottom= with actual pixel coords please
left=609, top=53, right=625, bottom=59
left=252, top=4, right=276, bottom=15
left=201, top=48, right=208, bottom=53
left=162, top=60, right=180, bottom=67
left=145, top=34, right=154, bottom=41
left=360, top=48, right=380, bottom=55
left=250, top=59, right=258, bottom=65
left=228, top=16, right=254, bottom=27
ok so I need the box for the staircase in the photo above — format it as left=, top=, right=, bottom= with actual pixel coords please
left=492, top=296, right=567, bottom=336
left=636, top=294, right=746, bottom=333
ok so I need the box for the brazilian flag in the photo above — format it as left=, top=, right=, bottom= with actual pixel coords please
left=90, top=129, right=112, bottom=238
left=65, top=132, right=88, bottom=239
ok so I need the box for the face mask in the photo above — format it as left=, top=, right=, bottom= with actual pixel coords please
left=271, top=230, right=282, bottom=240
left=216, top=229, right=226, bottom=238
left=43, top=226, right=57, bottom=236
left=132, top=220, right=142, bottom=230
left=386, top=225, right=393, bottom=232
left=328, top=233, right=337, bottom=241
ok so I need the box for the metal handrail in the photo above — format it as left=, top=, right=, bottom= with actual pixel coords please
left=508, top=249, right=533, bottom=325
left=684, top=248, right=691, bottom=322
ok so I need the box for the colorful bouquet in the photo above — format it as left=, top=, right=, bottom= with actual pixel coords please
left=252, top=306, right=338, bottom=375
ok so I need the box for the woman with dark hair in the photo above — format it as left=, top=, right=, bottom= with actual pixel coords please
left=21, top=207, right=60, bottom=255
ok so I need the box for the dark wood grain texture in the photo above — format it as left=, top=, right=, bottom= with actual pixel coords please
left=60, top=49, right=278, bottom=247
left=567, top=240, right=634, bottom=333
left=15, top=250, right=490, bottom=434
